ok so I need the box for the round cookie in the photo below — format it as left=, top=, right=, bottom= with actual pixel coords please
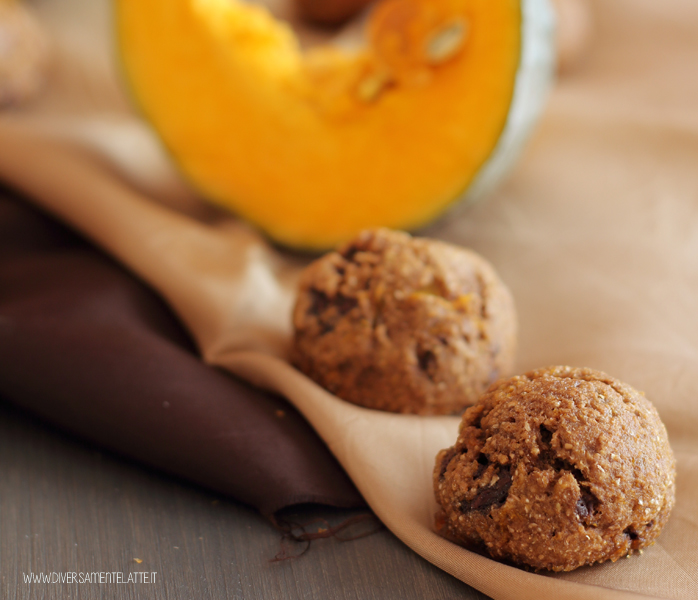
left=292, top=228, right=517, bottom=415
left=433, top=366, right=676, bottom=571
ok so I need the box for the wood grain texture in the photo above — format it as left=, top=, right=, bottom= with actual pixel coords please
left=0, top=400, right=490, bottom=600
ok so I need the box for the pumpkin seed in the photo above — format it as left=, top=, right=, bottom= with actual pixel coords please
left=357, top=71, right=391, bottom=102
left=425, top=18, right=468, bottom=64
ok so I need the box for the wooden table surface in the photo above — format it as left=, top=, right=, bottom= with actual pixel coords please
left=0, top=400, right=490, bottom=600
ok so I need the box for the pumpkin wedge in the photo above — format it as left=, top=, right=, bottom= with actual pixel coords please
left=116, top=0, right=554, bottom=249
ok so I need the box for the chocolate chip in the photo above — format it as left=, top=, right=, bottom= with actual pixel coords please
left=308, top=289, right=330, bottom=315
left=318, top=322, right=334, bottom=336
left=335, top=293, right=358, bottom=315
left=539, top=424, right=553, bottom=446
left=308, top=290, right=357, bottom=333
left=342, top=245, right=361, bottom=262
left=460, top=469, right=512, bottom=512
left=576, top=489, right=598, bottom=524
left=624, top=527, right=639, bottom=540
left=417, top=349, right=436, bottom=374
left=576, top=498, right=589, bottom=520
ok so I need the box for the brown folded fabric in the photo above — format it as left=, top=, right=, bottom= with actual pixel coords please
left=0, top=185, right=364, bottom=516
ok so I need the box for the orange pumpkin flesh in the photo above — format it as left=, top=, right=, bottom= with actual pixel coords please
left=117, top=0, right=523, bottom=249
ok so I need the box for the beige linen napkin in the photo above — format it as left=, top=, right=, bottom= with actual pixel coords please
left=2, top=0, right=697, bottom=599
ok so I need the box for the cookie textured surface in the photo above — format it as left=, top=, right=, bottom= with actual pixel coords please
left=433, top=366, right=676, bottom=571
left=292, top=228, right=517, bottom=415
